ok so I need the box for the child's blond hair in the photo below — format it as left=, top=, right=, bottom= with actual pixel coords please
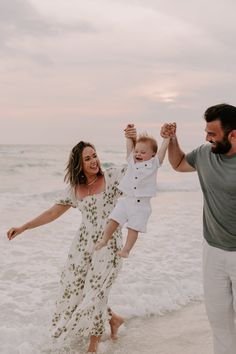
left=135, top=133, right=158, bottom=153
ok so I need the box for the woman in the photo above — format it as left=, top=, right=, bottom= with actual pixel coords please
left=7, top=130, right=135, bottom=352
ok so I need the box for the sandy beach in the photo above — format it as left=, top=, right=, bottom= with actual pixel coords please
left=99, top=302, right=212, bottom=354
left=1, top=145, right=209, bottom=354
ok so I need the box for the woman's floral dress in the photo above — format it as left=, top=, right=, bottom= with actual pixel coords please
left=51, top=167, right=126, bottom=342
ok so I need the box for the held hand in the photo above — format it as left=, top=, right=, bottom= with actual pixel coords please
left=7, top=226, right=25, bottom=240
left=125, top=123, right=134, bottom=129
left=124, top=123, right=137, bottom=140
left=160, top=122, right=176, bottom=138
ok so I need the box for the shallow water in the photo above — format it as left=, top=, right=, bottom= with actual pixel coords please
left=0, top=144, right=203, bottom=353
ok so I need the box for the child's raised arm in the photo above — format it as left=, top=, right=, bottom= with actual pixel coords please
left=158, top=122, right=176, bottom=164
left=157, top=138, right=170, bottom=164
left=124, top=124, right=136, bottom=158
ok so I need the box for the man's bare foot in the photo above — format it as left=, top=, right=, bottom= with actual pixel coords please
left=109, top=315, right=124, bottom=340
left=87, top=335, right=101, bottom=353
left=95, top=239, right=107, bottom=251
left=117, top=248, right=130, bottom=258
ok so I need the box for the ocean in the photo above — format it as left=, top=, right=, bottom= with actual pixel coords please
left=0, top=144, right=203, bottom=353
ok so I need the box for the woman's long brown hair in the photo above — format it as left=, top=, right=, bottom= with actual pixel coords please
left=64, top=141, right=103, bottom=187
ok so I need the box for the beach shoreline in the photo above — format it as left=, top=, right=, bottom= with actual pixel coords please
left=0, top=145, right=206, bottom=354
left=99, top=301, right=212, bottom=354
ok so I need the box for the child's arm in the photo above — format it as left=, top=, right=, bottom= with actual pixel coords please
left=158, top=122, right=176, bottom=164
left=126, top=136, right=134, bottom=159
left=157, top=138, right=170, bottom=164
left=124, top=124, right=136, bottom=158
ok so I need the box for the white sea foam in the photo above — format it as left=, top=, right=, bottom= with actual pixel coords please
left=0, top=144, right=203, bottom=353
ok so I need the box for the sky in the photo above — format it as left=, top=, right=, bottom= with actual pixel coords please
left=1, top=0, right=236, bottom=147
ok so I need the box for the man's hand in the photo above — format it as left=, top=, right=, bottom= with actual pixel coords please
left=160, top=122, right=176, bottom=138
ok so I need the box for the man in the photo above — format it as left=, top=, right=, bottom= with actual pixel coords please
left=161, top=103, right=236, bottom=354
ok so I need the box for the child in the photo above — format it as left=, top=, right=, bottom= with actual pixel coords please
left=95, top=123, right=175, bottom=258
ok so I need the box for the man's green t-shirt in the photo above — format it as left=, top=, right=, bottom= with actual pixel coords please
left=186, top=144, right=236, bottom=251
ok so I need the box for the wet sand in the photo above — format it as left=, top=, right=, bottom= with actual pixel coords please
left=98, top=302, right=212, bottom=354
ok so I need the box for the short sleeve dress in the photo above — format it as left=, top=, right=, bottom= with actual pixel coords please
left=51, top=166, right=126, bottom=342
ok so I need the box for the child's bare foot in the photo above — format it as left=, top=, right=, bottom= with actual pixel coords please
left=95, top=240, right=107, bottom=251
left=117, top=248, right=130, bottom=258
left=109, top=315, right=124, bottom=340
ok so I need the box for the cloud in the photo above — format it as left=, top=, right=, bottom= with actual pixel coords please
left=0, top=0, right=97, bottom=56
left=112, top=0, right=236, bottom=61
left=1, top=0, right=236, bottom=145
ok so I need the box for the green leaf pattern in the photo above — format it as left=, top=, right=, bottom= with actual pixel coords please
left=52, top=166, right=126, bottom=341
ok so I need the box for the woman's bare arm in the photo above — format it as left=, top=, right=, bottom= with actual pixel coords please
left=7, top=204, right=71, bottom=240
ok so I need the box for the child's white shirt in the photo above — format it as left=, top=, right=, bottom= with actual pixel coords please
left=118, top=153, right=161, bottom=197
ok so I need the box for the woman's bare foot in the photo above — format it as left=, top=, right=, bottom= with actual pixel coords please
left=117, top=248, right=130, bottom=258
left=95, top=239, right=107, bottom=251
left=87, top=335, right=101, bottom=353
left=109, top=315, right=124, bottom=340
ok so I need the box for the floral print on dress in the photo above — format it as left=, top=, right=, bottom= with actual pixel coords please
left=51, top=166, right=126, bottom=342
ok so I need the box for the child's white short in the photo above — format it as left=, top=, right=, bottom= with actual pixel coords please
left=109, top=196, right=152, bottom=233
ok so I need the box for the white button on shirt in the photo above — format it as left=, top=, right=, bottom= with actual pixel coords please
left=118, top=153, right=161, bottom=197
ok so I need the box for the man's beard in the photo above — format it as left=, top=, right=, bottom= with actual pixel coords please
left=210, top=134, right=232, bottom=154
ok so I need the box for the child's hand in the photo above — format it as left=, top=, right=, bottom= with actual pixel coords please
left=124, top=124, right=137, bottom=140
left=160, top=122, right=176, bottom=138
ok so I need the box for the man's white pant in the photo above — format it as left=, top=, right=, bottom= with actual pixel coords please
left=203, top=240, right=236, bottom=354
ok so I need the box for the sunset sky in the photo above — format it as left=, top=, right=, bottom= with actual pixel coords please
left=1, top=0, right=236, bottom=147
